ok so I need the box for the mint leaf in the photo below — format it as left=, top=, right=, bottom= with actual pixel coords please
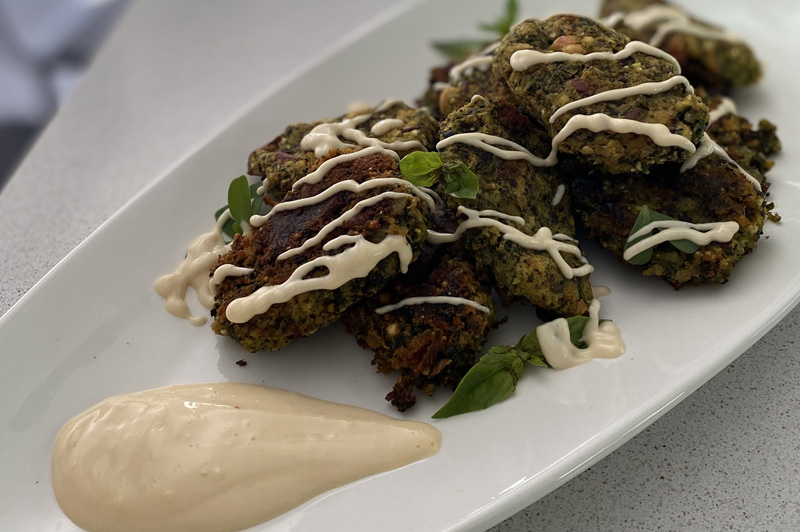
left=624, top=205, right=700, bottom=265
left=441, top=161, right=479, bottom=199
left=399, top=152, right=443, bottom=187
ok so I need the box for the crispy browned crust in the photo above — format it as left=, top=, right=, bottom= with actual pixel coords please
left=701, top=95, right=781, bottom=189
left=438, top=88, right=593, bottom=316
left=211, top=152, right=431, bottom=352
left=567, top=153, right=768, bottom=288
left=493, top=14, right=708, bottom=174
left=342, top=250, right=495, bottom=411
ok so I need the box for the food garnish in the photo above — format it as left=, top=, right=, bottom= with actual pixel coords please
left=399, top=151, right=479, bottom=198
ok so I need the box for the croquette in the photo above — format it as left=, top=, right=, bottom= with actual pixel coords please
left=493, top=14, right=708, bottom=174
left=437, top=89, right=593, bottom=316
left=600, top=0, right=761, bottom=91
left=342, top=249, right=495, bottom=411
left=211, top=151, right=432, bottom=352
left=701, top=94, right=781, bottom=188
left=567, top=151, right=768, bottom=288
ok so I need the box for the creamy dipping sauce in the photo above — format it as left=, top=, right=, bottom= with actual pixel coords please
left=52, top=383, right=441, bottom=532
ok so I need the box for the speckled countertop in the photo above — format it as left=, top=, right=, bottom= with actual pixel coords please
left=2, top=1, right=799, bottom=530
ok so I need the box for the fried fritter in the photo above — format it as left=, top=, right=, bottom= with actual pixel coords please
left=600, top=0, right=761, bottom=91
left=567, top=153, right=768, bottom=288
left=248, top=101, right=439, bottom=200
left=342, top=249, right=495, bottom=412
left=701, top=94, right=781, bottom=189
left=211, top=152, right=432, bottom=352
left=493, top=14, right=708, bottom=174
left=437, top=90, right=593, bottom=316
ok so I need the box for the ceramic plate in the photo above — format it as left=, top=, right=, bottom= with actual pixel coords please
left=2, top=1, right=799, bottom=530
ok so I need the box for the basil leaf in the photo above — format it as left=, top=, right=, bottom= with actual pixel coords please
left=432, top=39, right=494, bottom=62
left=227, top=175, right=253, bottom=235
left=624, top=205, right=655, bottom=265
left=432, top=345, right=525, bottom=419
left=624, top=205, right=700, bottom=264
left=399, top=151, right=443, bottom=187
left=249, top=182, right=266, bottom=216
left=434, top=314, right=604, bottom=418
left=431, top=0, right=518, bottom=61
left=669, top=238, right=700, bottom=254
left=214, top=205, right=236, bottom=241
left=441, top=161, right=479, bottom=199
left=478, top=0, right=518, bottom=36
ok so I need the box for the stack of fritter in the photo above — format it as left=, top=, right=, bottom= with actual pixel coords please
left=207, top=7, right=780, bottom=410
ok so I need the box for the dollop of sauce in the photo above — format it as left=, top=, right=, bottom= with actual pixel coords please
left=52, top=383, right=441, bottom=532
left=536, top=299, right=625, bottom=369
left=154, top=211, right=231, bottom=326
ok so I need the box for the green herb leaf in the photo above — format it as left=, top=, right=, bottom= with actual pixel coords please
left=249, top=182, right=266, bottom=216
left=215, top=176, right=268, bottom=242
left=227, top=175, right=253, bottom=234
left=214, top=205, right=236, bottom=241
left=432, top=345, right=525, bottom=419
left=434, top=315, right=604, bottom=418
left=441, top=161, right=479, bottom=199
left=624, top=205, right=700, bottom=265
left=399, top=151, right=443, bottom=187
left=431, top=0, right=518, bottom=61
left=478, top=0, right=518, bottom=36
left=669, top=237, right=700, bottom=254
left=431, top=39, right=494, bottom=63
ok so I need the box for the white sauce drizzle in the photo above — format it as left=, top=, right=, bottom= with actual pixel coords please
left=225, top=234, right=413, bottom=323
left=680, top=133, right=761, bottom=191
left=374, top=296, right=491, bottom=315
left=608, top=5, right=741, bottom=47
left=436, top=132, right=545, bottom=165
left=554, top=113, right=696, bottom=153
left=154, top=211, right=231, bottom=326
left=446, top=41, right=499, bottom=85
left=51, top=383, right=440, bottom=532
left=536, top=298, right=625, bottom=369
left=623, top=219, right=740, bottom=261
left=256, top=177, right=436, bottom=227
left=375, top=99, right=405, bottom=112
left=438, top=116, right=695, bottom=170
left=289, top=146, right=400, bottom=191
left=708, top=96, right=737, bottom=125
left=510, top=40, right=681, bottom=73
left=505, top=40, right=701, bottom=158
left=426, top=207, right=593, bottom=279
left=449, top=56, right=494, bottom=84
left=548, top=75, right=694, bottom=123
left=591, top=284, right=611, bottom=298
left=209, top=264, right=254, bottom=297
left=277, top=191, right=414, bottom=261
left=300, top=114, right=425, bottom=158
left=552, top=184, right=566, bottom=206
left=371, top=118, right=405, bottom=136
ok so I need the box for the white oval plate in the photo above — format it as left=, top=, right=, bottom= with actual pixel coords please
left=2, top=1, right=799, bottom=530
